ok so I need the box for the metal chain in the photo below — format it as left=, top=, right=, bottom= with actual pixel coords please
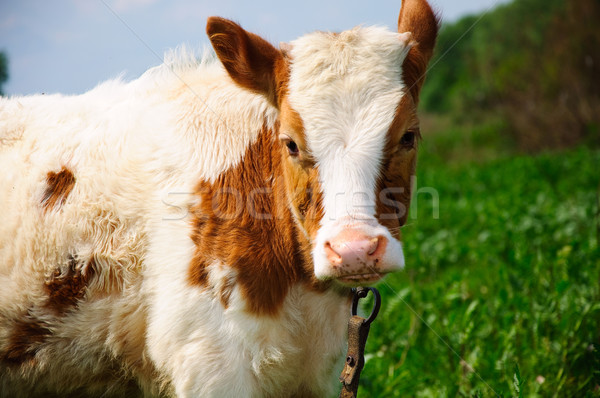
left=339, top=287, right=381, bottom=398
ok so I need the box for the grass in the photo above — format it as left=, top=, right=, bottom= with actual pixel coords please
left=355, top=127, right=600, bottom=397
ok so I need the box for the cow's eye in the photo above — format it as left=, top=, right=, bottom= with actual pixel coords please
left=286, top=140, right=299, bottom=156
left=400, top=130, right=416, bottom=148
left=279, top=134, right=300, bottom=157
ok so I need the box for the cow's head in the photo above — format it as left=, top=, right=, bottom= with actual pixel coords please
left=207, top=0, right=438, bottom=286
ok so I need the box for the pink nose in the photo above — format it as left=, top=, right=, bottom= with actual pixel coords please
left=324, top=229, right=388, bottom=273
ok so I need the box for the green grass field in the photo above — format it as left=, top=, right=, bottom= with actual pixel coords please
left=357, top=134, right=600, bottom=397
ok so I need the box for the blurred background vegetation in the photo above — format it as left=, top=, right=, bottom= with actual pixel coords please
left=361, top=0, right=600, bottom=397
left=0, top=51, right=8, bottom=96
left=420, top=0, right=599, bottom=154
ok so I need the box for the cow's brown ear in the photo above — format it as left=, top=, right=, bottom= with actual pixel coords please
left=207, top=17, right=283, bottom=106
left=397, top=0, right=440, bottom=103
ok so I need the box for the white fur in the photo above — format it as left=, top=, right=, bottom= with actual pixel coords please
left=287, top=27, right=411, bottom=278
left=0, top=26, right=409, bottom=397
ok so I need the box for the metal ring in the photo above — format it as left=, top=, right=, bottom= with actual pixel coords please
left=351, top=287, right=381, bottom=325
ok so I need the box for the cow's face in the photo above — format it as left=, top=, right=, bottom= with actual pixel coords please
left=208, top=0, right=438, bottom=286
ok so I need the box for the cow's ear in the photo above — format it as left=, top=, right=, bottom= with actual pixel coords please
left=397, top=0, right=440, bottom=103
left=207, top=17, right=283, bottom=107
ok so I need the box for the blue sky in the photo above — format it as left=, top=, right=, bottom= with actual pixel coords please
left=0, top=0, right=508, bottom=96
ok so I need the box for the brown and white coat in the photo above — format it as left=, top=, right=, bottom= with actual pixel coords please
left=0, top=1, right=438, bottom=396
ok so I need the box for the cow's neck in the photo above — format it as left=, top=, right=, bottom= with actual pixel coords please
left=187, top=125, right=336, bottom=316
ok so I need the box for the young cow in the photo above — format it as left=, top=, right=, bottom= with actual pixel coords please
left=0, top=1, right=438, bottom=396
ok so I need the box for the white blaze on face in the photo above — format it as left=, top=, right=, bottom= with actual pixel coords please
left=287, top=27, right=413, bottom=279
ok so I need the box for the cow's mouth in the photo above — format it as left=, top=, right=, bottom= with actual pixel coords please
left=337, top=272, right=385, bottom=285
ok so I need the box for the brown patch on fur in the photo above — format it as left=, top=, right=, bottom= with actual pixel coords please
left=2, top=254, right=95, bottom=365
left=188, top=256, right=209, bottom=287
left=219, top=273, right=236, bottom=309
left=376, top=154, right=416, bottom=235
left=281, top=157, right=324, bottom=241
left=41, top=166, right=76, bottom=211
left=189, top=127, right=327, bottom=316
left=376, top=95, right=419, bottom=235
left=278, top=97, right=308, bottom=151
left=2, top=316, right=51, bottom=366
left=386, top=94, right=419, bottom=146
left=276, top=76, right=324, bottom=241
left=397, top=0, right=440, bottom=103
left=274, top=55, right=292, bottom=110
left=43, top=255, right=94, bottom=314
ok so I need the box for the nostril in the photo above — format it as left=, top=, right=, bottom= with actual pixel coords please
left=367, top=237, right=380, bottom=256
left=368, top=236, right=388, bottom=259
left=324, top=241, right=342, bottom=264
